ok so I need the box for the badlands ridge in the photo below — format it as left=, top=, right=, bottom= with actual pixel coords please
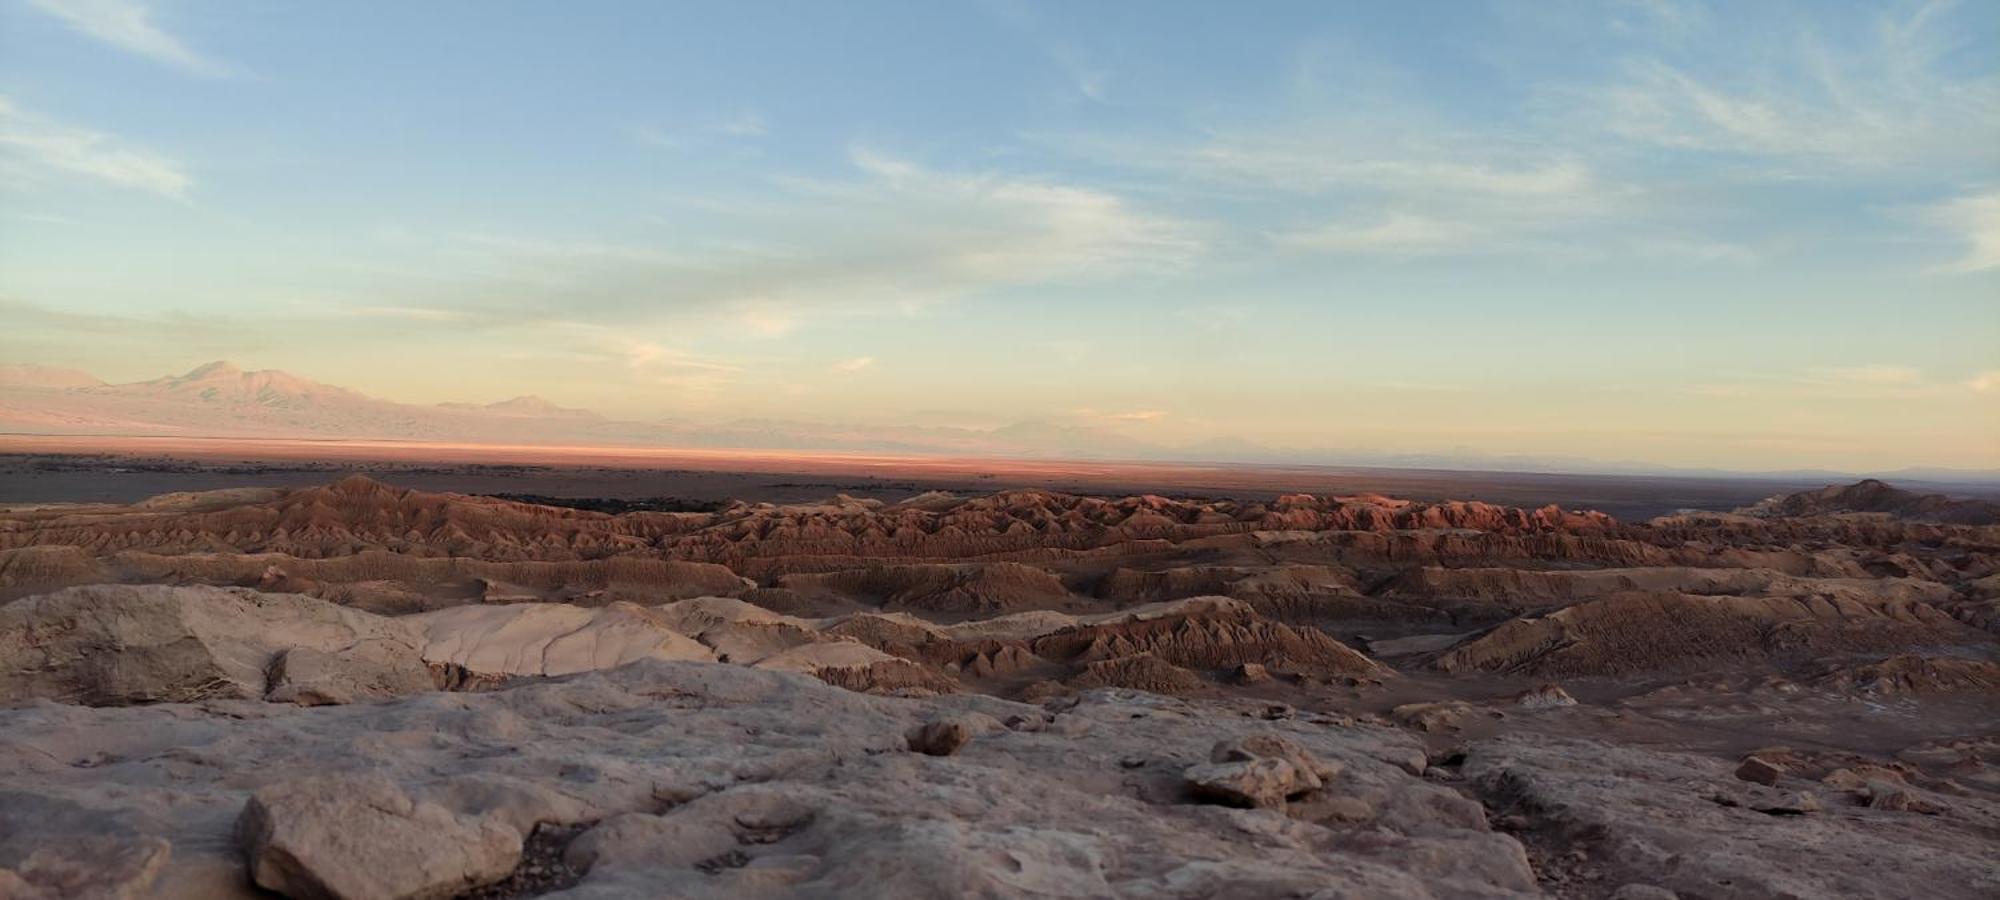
left=0, top=476, right=1996, bottom=898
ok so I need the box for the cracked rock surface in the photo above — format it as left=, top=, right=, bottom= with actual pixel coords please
left=1, top=660, right=1533, bottom=899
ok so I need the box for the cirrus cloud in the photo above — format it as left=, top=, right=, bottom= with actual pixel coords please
left=0, top=96, right=191, bottom=199
left=27, top=0, right=228, bottom=76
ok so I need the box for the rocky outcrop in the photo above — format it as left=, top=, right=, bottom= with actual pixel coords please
left=1738, top=479, right=2000, bottom=525
left=264, top=644, right=435, bottom=706
left=0, top=479, right=1610, bottom=562
left=1097, top=564, right=1360, bottom=604
left=1383, top=565, right=1952, bottom=615
left=0, top=660, right=1542, bottom=899
left=1068, top=652, right=1208, bottom=694
left=1183, top=735, right=1343, bottom=809
left=1466, top=735, right=2000, bottom=898
left=2, top=473, right=1995, bottom=898
left=1033, top=600, right=1385, bottom=680
left=0, top=586, right=984, bottom=707
left=777, top=561, right=1069, bottom=614
left=1436, top=591, right=1983, bottom=677
left=0, top=836, right=171, bottom=900
left=411, top=602, right=717, bottom=677
left=0, top=584, right=428, bottom=705
left=1804, top=654, right=2000, bottom=696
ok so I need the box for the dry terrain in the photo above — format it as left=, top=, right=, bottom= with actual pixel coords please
left=1, top=469, right=1996, bottom=898
left=4, top=433, right=1958, bottom=520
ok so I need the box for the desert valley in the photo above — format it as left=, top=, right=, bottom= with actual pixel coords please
left=1, top=451, right=1997, bottom=898
left=5, top=2, right=1998, bottom=897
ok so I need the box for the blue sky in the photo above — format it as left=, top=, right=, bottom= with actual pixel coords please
left=1, top=0, right=1995, bottom=470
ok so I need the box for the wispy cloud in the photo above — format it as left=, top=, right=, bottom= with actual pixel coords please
left=1047, top=125, right=1611, bottom=207
left=1608, top=0, right=1714, bottom=40
left=831, top=356, right=874, bottom=374
left=1967, top=370, right=2000, bottom=393
left=340, top=150, right=1196, bottom=340
left=711, top=110, right=768, bottom=138
left=1273, top=212, right=1486, bottom=257
left=1033, top=101, right=1647, bottom=261
left=27, top=0, right=227, bottom=76
left=0, top=97, right=191, bottom=198
left=1069, top=407, right=1167, bottom=424
left=569, top=327, right=743, bottom=392
left=1577, top=2, right=2000, bottom=172
left=981, top=0, right=1112, bottom=103
left=632, top=110, right=771, bottom=149
left=1921, top=189, right=2000, bottom=274
left=1027, top=1, right=1995, bottom=269
left=840, top=145, right=1200, bottom=279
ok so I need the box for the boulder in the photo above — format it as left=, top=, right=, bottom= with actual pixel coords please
left=907, top=718, right=974, bottom=756
left=1184, top=735, right=1341, bottom=808
left=236, top=774, right=522, bottom=900
left=1735, top=756, right=1785, bottom=786
left=1184, top=757, right=1303, bottom=809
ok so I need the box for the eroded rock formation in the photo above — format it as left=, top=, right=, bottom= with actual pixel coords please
left=1, top=476, right=1996, bottom=898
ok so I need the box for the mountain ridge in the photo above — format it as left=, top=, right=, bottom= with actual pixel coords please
left=3, top=361, right=1996, bottom=485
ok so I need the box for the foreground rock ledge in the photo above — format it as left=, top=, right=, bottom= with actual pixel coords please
left=2, top=656, right=1992, bottom=898
left=0, top=659, right=1533, bottom=899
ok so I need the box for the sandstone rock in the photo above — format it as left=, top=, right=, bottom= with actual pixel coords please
left=1436, top=591, right=1981, bottom=677
left=1392, top=700, right=1496, bottom=733
left=235, top=773, right=522, bottom=900
left=0, top=584, right=427, bottom=706
left=1233, top=662, right=1271, bottom=684
left=1184, top=757, right=1303, bottom=809
left=907, top=718, right=973, bottom=756
left=264, top=644, right=437, bottom=706
left=0, top=836, right=170, bottom=900
left=1513, top=683, right=1577, bottom=709
left=1736, top=755, right=1785, bottom=786
left=411, top=602, right=716, bottom=677
left=1806, top=654, right=2000, bottom=697
left=1748, top=791, right=1821, bottom=815
left=811, top=658, right=959, bottom=696
left=777, top=562, right=1069, bottom=615
left=1184, top=734, right=1340, bottom=809
left=1067, top=652, right=1206, bottom=694
left=0, top=660, right=1542, bottom=898
left=1466, top=735, right=2000, bottom=898
left=1863, top=781, right=1947, bottom=815
left=1034, top=601, right=1385, bottom=680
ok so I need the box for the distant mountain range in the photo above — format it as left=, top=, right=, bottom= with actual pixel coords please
left=0, top=361, right=1148, bottom=457
left=3, top=361, right=1996, bottom=486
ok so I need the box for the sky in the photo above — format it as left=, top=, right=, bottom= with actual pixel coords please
left=0, top=0, right=1996, bottom=472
